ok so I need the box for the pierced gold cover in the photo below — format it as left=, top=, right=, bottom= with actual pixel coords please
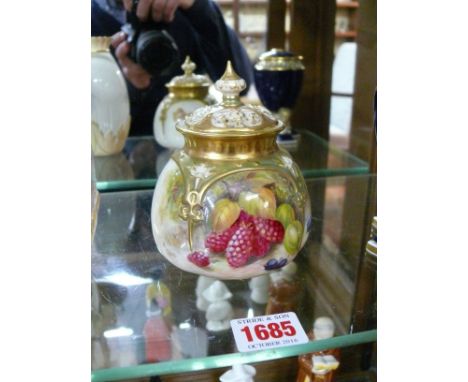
left=175, top=62, right=284, bottom=159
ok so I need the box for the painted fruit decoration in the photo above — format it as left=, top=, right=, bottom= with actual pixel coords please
left=151, top=62, right=311, bottom=279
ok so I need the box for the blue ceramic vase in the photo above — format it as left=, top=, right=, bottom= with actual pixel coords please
left=254, top=49, right=305, bottom=148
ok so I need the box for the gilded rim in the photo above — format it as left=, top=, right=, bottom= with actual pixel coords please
left=91, top=36, right=111, bottom=53
left=255, top=48, right=305, bottom=71
left=182, top=134, right=280, bottom=161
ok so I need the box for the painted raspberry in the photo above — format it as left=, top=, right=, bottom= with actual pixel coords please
left=253, top=217, right=285, bottom=243
left=237, top=209, right=254, bottom=224
left=252, top=236, right=270, bottom=257
left=225, top=222, right=255, bottom=268
left=187, top=251, right=210, bottom=267
left=205, top=225, right=238, bottom=253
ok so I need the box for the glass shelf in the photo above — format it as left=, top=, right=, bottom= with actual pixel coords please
left=94, top=130, right=369, bottom=192
left=92, top=175, right=377, bottom=381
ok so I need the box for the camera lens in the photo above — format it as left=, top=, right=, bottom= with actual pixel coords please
left=136, top=30, right=179, bottom=77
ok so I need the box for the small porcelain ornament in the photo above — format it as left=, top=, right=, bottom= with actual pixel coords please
left=154, top=56, right=215, bottom=149
left=195, top=275, right=217, bottom=311
left=203, top=281, right=233, bottom=331
left=219, top=364, right=256, bottom=382
left=311, top=354, right=340, bottom=375
left=151, top=62, right=311, bottom=279
left=91, top=37, right=131, bottom=156
left=248, top=275, right=270, bottom=304
left=313, top=317, right=335, bottom=340
left=270, top=261, right=298, bottom=284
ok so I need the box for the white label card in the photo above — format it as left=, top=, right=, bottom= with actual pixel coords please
left=230, top=312, right=309, bottom=352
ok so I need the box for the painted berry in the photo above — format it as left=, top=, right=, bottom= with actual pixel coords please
left=187, top=251, right=210, bottom=267
left=275, top=203, right=296, bottom=229
left=284, top=220, right=304, bottom=255
left=252, top=236, right=270, bottom=257
left=264, top=259, right=279, bottom=270
left=253, top=217, right=285, bottom=243
left=264, top=258, right=288, bottom=271
left=225, top=223, right=255, bottom=268
left=205, top=225, right=238, bottom=253
left=277, top=258, right=288, bottom=268
left=237, top=209, right=254, bottom=224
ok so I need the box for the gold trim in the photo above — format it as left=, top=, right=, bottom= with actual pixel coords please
left=255, top=48, right=305, bottom=71
left=176, top=62, right=284, bottom=159
left=366, top=241, right=377, bottom=257
left=91, top=36, right=111, bottom=53
left=178, top=109, right=281, bottom=140
left=183, top=134, right=279, bottom=161
left=174, top=159, right=305, bottom=250
left=158, top=97, right=172, bottom=128
left=181, top=55, right=196, bottom=75
left=166, top=56, right=211, bottom=90
left=216, top=61, right=245, bottom=107
left=169, top=87, right=210, bottom=99
left=197, top=166, right=302, bottom=203
left=91, top=117, right=131, bottom=156
left=91, top=191, right=100, bottom=240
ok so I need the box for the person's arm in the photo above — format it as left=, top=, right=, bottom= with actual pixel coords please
left=111, top=31, right=167, bottom=135
left=181, top=0, right=253, bottom=91
left=120, top=0, right=253, bottom=90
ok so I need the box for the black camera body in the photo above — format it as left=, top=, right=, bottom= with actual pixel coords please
left=122, top=0, right=179, bottom=77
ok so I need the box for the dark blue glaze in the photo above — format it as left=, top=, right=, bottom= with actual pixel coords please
left=264, top=258, right=288, bottom=271
left=254, top=70, right=304, bottom=112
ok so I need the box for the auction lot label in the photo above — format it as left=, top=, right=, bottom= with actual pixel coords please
left=230, top=312, right=308, bottom=352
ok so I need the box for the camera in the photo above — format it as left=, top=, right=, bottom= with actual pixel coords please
left=121, top=0, right=180, bottom=77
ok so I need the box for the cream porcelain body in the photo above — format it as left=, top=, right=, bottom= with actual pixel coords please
left=153, top=56, right=214, bottom=149
left=151, top=63, right=311, bottom=280
left=91, top=37, right=130, bottom=156
left=154, top=98, right=207, bottom=149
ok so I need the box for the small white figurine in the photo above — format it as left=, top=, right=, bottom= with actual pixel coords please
left=196, top=276, right=217, bottom=311
left=270, top=261, right=298, bottom=284
left=203, top=281, right=233, bottom=331
left=313, top=316, right=335, bottom=340
left=312, top=354, right=340, bottom=374
left=296, top=317, right=340, bottom=382
left=248, top=274, right=270, bottom=304
left=219, top=364, right=256, bottom=382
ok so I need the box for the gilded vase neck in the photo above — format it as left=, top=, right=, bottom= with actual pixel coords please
left=182, top=134, right=279, bottom=161
left=169, top=87, right=209, bottom=100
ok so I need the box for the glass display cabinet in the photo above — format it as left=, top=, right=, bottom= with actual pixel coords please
left=94, top=130, right=369, bottom=192
left=92, top=174, right=377, bottom=382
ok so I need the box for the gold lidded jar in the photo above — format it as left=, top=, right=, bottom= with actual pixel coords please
left=151, top=62, right=311, bottom=279
left=153, top=56, right=215, bottom=149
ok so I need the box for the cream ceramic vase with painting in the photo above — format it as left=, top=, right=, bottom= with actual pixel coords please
left=151, top=62, right=311, bottom=280
left=91, top=37, right=131, bottom=156
left=154, top=56, right=215, bottom=149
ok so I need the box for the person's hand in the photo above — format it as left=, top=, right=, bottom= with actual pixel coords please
left=111, top=31, right=152, bottom=89
left=123, top=0, right=195, bottom=23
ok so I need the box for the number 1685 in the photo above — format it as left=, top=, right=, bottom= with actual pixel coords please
left=240, top=320, right=297, bottom=342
